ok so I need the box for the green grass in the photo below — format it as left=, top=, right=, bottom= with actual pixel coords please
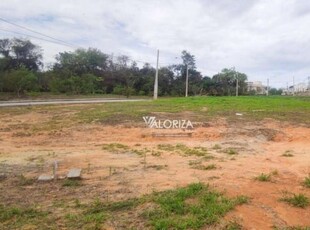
left=62, top=179, right=82, bottom=187
left=0, top=205, right=54, bottom=229
left=157, top=144, right=208, bottom=157
left=303, top=176, right=310, bottom=188
left=255, top=173, right=272, bottom=182
left=225, top=220, right=243, bottom=230
left=145, top=183, right=248, bottom=229
left=226, top=148, right=238, bottom=155
left=62, top=197, right=141, bottom=229
left=132, top=148, right=151, bottom=156
left=0, top=183, right=248, bottom=229
left=280, top=193, right=309, bottom=208
left=102, top=143, right=129, bottom=153
left=192, top=164, right=217, bottom=170
left=1, top=97, right=309, bottom=130
left=75, top=96, right=310, bottom=125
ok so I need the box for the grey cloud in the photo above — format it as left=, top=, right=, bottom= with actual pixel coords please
left=1, top=0, right=309, bottom=87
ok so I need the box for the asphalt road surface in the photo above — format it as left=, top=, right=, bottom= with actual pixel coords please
left=0, top=98, right=150, bottom=107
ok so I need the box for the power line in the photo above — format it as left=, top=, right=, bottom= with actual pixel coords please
left=0, top=28, right=76, bottom=49
left=0, top=17, right=80, bottom=49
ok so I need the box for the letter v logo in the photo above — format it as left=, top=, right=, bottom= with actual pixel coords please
left=143, top=116, right=156, bottom=127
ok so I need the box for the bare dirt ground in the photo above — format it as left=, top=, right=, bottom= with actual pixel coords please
left=0, top=110, right=309, bottom=229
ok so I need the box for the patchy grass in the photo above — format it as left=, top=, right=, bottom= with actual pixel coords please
left=144, top=183, right=247, bottom=229
left=0, top=183, right=248, bottom=229
left=275, top=227, right=310, bottom=230
left=0, top=205, right=54, bottom=229
left=132, top=148, right=151, bottom=156
left=303, top=176, right=310, bottom=188
left=88, top=198, right=140, bottom=213
left=151, top=150, right=162, bottom=157
left=1, top=97, right=310, bottom=127
left=282, top=150, right=294, bottom=157
left=212, top=144, right=222, bottom=150
left=255, top=173, right=272, bottom=182
left=102, top=143, right=129, bottom=153
left=147, top=165, right=168, bottom=170
left=63, top=197, right=141, bottom=229
left=224, top=220, right=243, bottom=230
left=62, top=179, right=82, bottom=187
left=226, top=148, right=238, bottom=155
left=157, top=144, right=175, bottom=151
left=65, top=212, right=106, bottom=229
left=280, top=193, right=309, bottom=208
left=16, top=174, right=35, bottom=186
left=191, top=164, right=217, bottom=171
left=157, top=144, right=208, bottom=157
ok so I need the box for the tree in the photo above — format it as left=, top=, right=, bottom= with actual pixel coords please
left=2, top=67, right=38, bottom=96
left=269, top=88, right=283, bottom=95
left=0, top=39, right=11, bottom=58
left=211, top=68, right=248, bottom=96
left=54, top=48, right=109, bottom=77
left=181, top=50, right=196, bottom=69
left=0, top=38, right=43, bottom=71
left=134, top=63, right=155, bottom=95
left=170, top=50, right=202, bottom=96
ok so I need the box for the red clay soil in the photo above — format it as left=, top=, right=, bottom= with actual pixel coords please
left=0, top=112, right=309, bottom=229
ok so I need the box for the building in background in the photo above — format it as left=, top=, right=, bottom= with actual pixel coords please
left=247, top=81, right=266, bottom=95
left=282, top=82, right=308, bottom=95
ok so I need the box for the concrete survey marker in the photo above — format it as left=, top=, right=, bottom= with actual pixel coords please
left=67, top=168, right=82, bottom=179
left=38, top=175, right=53, bottom=181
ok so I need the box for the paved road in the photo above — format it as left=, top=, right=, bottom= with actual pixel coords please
left=0, top=98, right=150, bottom=107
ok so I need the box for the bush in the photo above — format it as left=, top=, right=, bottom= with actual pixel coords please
left=2, top=67, right=39, bottom=96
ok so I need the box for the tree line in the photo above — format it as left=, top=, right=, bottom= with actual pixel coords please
left=0, top=38, right=251, bottom=97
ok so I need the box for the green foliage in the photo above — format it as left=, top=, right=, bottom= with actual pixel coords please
left=255, top=173, right=271, bottom=182
left=50, top=73, right=97, bottom=94
left=226, top=148, right=238, bottom=155
left=0, top=38, right=42, bottom=71
left=62, top=179, right=82, bottom=187
left=157, top=144, right=208, bottom=157
left=205, top=68, right=248, bottom=96
left=0, top=183, right=249, bottom=229
left=0, top=205, right=52, bottom=229
left=2, top=67, right=39, bottom=96
left=192, top=164, right=217, bottom=170
left=102, top=143, right=129, bottom=153
left=225, top=220, right=243, bottom=230
left=144, top=183, right=246, bottom=229
left=303, top=176, right=310, bottom=188
left=269, top=88, right=283, bottom=95
left=280, top=193, right=309, bottom=208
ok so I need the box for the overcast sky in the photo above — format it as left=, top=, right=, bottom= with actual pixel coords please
left=1, top=0, right=310, bottom=88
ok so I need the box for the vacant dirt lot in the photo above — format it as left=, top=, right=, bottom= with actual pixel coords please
left=0, top=109, right=309, bottom=229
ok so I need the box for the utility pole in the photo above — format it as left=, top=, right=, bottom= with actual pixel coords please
left=308, top=76, right=310, bottom=90
left=293, top=76, right=295, bottom=96
left=185, top=65, right=189, bottom=97
left=266, top=78, right=269, bottom=96
left=153, top=49, right=159, bottom=100
left=236, top=72, right=239, bottom=96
